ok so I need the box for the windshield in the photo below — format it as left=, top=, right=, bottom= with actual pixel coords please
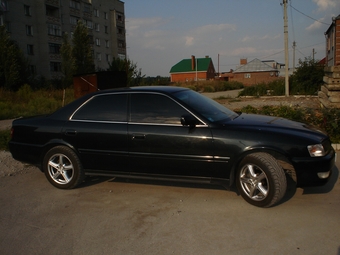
left=173, top=89, right=239, bottom=123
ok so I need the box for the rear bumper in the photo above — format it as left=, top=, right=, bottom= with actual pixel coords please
left=8, top=141, right=42, bottom=166
left=292, top=149, right=335, bottom=186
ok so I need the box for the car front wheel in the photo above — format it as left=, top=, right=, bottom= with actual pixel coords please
left=43, top=146, right=84, bottom=189
left=236, top=152, right=287, bottom=207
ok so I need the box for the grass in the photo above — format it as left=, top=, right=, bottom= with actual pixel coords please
left=0, top=85, right=75, bottom=120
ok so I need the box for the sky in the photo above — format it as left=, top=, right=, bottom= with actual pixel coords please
left=124, top=0, right=340, bottom=77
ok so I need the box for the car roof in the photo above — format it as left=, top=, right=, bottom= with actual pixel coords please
left=95, top=85, right=189, bottom=95
left=50, top=86, right=190, bottom=120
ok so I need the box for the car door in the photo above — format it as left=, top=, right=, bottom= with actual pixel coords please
left=128, top=92, right=217, bottom=178
left=62, top=93, right=128, bottom=172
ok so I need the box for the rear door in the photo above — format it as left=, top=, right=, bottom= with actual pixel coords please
left=63, top=93, right=128, bottom=171
left=128, top=92, right=217, bottom=178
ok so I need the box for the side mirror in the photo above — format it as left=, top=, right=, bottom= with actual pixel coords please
left=181, top=114, right=197, bottom=127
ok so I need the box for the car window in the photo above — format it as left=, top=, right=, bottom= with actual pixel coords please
left=130, top=93, right=189, bottom=124
left=173, top=89, right=238, bottom=122
left=72, top=94, right=127, bottom=122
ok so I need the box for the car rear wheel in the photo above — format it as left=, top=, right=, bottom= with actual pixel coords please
left=43, top=146, right=84, bottom=189
left=236, top=152, right=287, bottom=207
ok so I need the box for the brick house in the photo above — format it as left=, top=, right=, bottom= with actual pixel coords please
left=170, top=55, right=215, bottom=82
left=220, top=58, right=280, bottom=86
left=325, top=14, right=340, bottom=66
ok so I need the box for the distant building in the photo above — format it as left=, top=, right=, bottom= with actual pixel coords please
left=0, top=0, right=126, bottom=79
left=170, top=55, right=215, bottom=82
left=325, top=14, right=340, bottom=66
left=220, top=58, right=280, bottom=86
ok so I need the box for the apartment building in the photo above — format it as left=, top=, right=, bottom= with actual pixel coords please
left=0, top=0, right=126, bottom=79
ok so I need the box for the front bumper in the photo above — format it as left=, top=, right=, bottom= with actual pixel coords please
left=292, top=149, right=335, bottom=187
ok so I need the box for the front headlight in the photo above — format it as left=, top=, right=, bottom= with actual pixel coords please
left=307, top=144, right=326, bottom=157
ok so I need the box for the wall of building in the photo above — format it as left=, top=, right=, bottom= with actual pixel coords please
left=0, top=0, right=126, bottom=79
left=231, top=71, right=280, bottom=86
left=171, top=72, right=209, bottom=82
left=326, top=16, right=340, bottom=67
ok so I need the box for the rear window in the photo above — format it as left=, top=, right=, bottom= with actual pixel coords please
left=72, top=94, right=127, bottom=122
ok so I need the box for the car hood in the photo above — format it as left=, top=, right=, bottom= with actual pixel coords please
left=225, top=113, right=326, bottom=137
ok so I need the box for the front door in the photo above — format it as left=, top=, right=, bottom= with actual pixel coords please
left=128, top=93, right=216, bottom=178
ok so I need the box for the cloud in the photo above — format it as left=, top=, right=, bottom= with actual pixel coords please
left=231, top=47, right=257, bottom=56
left=194, top=23, right=236, bottom=34
left=241, top=34, right=280, bottom=43
left=313, top=0, right=338, bottom=11
left=185, top=36, right=194, bottom=46
left=126, top=17, right=164, bottom=35
left=306, top=19, right=324, bottom=31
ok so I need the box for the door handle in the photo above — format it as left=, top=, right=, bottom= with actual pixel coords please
left=65, top=129, right=77, bottom=136
left=132, top=134, right=146, bottom=140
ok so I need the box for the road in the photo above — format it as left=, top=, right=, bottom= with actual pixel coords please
left=0, top=153, right=339, bottom=255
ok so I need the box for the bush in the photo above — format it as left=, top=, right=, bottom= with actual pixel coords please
left=239, top=80, right=285, bottom=97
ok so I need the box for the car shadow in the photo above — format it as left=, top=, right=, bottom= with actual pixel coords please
left=108, top=177, right=227, bottom=191
left=279, top=164, right=339, bottom=205
left=77, top=175, right=115, bottom=189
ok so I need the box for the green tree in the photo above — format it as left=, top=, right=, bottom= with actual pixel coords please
left=60, top=33, right=75, bottom=88
left=0, top=26, right=28, bottom=90
left=290, top=57, right=324, bottom=95
left=72, top=21, right=95, bottom=75
left=107, top=57, right=144, bottom=86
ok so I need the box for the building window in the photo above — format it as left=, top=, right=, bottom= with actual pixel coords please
left=46, top=5, right=59, bottom=17
left=95, top=23, right=99, bottom=31
left=84, top=3, right=91, bottom=13
left=104, top=26, right=108, bottom=34
left=24, top=5, right=31, bottom=16
left=50, top=62, right=61, bottom=72
left=84, top=19, right=93, bottom=29
left=27, top=44, right=34, bottom=55
left=70, top=0, right=80, bottom=10
left=94, top=8, right=99, bottom=17
left=49, top=43, right=61, bottom=54
left=70, top=16, right=80, bottom=25
left=1, top=1, right=8, bottom=12
left=48, top=24, right=61, bottom=36
left=117, top=14, right=123, bottom=22
left=28, top=65, right=36, bottom=76
left=96, top=52, right=101, bottom=61
left=244, top=73, right=251, bottom=78
left=106, top=54, right=110, bottom=62
left=105, top=40, right=109, bottom=48
left=95, top=38, right=100, bottom=46
left=26, top=25, right=33, bottom=36
left=118, top=40, right=124, bottom=48
left=117, top=27, right=124, bottom=35
left=104, top=12, right=108, bottom=19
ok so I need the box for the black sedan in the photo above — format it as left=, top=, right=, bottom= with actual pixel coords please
left=9, top=86, right=335, bottom=207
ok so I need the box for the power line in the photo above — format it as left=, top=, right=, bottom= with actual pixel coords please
left=289, top=3, right=331, bottom=26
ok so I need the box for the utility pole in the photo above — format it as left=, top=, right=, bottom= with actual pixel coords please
left=312, top=48, right=316, bottom=61
left=293, top=41, right=296, bottom=72
left=218, top=54, right=220, bottom=77
left=283, top=0, right=289, bottom=96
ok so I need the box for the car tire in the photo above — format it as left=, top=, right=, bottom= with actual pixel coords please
left=43, top=146, right=84, bottom=189
left=236, top=152, right=287, bottom=207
